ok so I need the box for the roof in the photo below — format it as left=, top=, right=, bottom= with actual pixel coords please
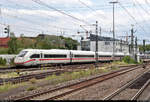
left=88, top=34, right=120, bottom=41
left=0, top=37, right=11, bottom=48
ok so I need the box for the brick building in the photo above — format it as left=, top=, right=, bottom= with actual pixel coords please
left=0, top=37, right=11, bottom=48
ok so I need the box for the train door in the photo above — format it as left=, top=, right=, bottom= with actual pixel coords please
left=40, top=53, right=43, bottom=65
left=70, top=51, right=73, bottom=64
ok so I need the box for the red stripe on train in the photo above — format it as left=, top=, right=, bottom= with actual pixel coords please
left=15, top=59, right=36, bottom=64
left=15, top=57, right=120, bottom=64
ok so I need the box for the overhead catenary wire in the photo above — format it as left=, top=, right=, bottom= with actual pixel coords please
left=134, top=0, right=150, bottom=16
left=78, top=0, right=106, bottom=19
left=31, top=0, right=91, bottom=25
left=3, top=6, right=77, bottom=30
left=2, top=8, right=79, bottom=32
left=118, top=2, right=148, bottom=35
left=131, top=0, right=150, bottom=29
left=0, top=1, right=81, bottom=35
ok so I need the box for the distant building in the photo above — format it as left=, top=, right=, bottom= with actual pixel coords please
left=0, top=37, right=11, bottom=48
left=78, top=34, right=130, bottom=54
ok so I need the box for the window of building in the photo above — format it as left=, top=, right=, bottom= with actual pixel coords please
left=44, top=54, right=67, bottom=58
left=105, top=41, right=110, bottom=45
left=74, top=55, right=94, bottom=58
left=30, top=54, right=40, bottom=58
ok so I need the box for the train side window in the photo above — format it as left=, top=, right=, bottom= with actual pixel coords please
left=99, top=56, right=111, bottom=57
left=44, top=54, right=67, bottom=58
left=74, top=55, right=94, bottom=58
left=30, top=54, right=40, bottom=59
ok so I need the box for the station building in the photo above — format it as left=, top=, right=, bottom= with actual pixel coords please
left=78, top=34, right=131, bottom=55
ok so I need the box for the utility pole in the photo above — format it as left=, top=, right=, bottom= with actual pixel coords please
left=120, top=39, right=122, bottom=52
left=135, top=37, right=137, bottom=62
left=143, top=39, right=146, bottom=55
left=99, top=27, right=101, bottom=36
left=109, top=1, right=118, bottom=61
left=131, top=25, right=134, bottom=59
left=95, top=21, right=98, bottom=66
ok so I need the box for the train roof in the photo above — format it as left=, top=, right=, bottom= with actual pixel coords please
left=70, top=50, right=95, bottom=55
left=115, top=52, right=124, bottom=55
left=21, top=49, right=70, bottom=54
left=97, top=52, right=113, bottom=55
left=21, top=49, right=127, bottom=56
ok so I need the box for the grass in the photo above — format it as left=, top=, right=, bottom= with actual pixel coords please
left=29, top=78, right=37, bottom=84
left=0, top=72, right=20, bottom=78
left=0, top=82, right=27, bottom=93
left=103, top=61, right=132, bottom=68
left=45, top=67, right=111, bottom=85
left=44, top=60, right=133, bottom=85
left=27, top=85, right=37, bottom=91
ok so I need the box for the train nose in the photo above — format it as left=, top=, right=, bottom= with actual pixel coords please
left=14, top=57, right=24, bottom=64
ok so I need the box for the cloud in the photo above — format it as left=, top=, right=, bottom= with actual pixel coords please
left=13, top=0, right=93, bottom=7
left=1, top=0, right=150, bottom=40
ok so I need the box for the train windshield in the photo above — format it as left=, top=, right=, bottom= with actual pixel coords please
left=18, top=51, right=28, bottom=57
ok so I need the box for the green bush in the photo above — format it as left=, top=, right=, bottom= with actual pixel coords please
left=10, top=58, right=15, bottom=65
left=29, top=78, right=37, bottom=84
left=0, top=48, right=8, bottom=54
left=0, top=57, right=7, bottom=65
left=122, top=56, right=137, bottom=64
left=27, top=86, right=36, bottom=91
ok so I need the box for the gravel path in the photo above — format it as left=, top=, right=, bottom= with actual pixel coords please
left=60, top=67, right=150, bottom=100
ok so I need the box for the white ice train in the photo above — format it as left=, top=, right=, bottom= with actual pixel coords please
left=14, top=49, right=129, bottom=66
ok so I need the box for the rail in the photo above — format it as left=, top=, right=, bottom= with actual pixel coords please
left=14, top=65, right=142, bottom=100
left=103, top=68, right=150, bottom=100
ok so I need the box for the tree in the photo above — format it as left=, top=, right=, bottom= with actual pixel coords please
left=61, top=36, right=79, bottom=50
left=139, top=44, right=150, bottom=52
left=8, top=37, right=18, bottom=54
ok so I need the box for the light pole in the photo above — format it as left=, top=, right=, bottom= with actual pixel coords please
left=95, top=21, right=98, bottom=65
left=109, top=1, right=118, bottom=61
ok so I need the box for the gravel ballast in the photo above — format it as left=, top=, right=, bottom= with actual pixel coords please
left=61, top=67, right=150, bottom=100
left=2, top=65, right=148, bottom=100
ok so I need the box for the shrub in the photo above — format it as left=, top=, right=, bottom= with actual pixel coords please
left=45, top=74, right=57, bottom=81
left=27, top=86, right=36, bottom=91
left=122, top=56, right=137, bottom=64
left=10, top=58, right=15, bottom=65
left=111, top=66, right=119, bottom=70
left=0, top=48, right=8, bottom=54
left=29, top=78, right=37, bottom=84
left=0, top=57, right=7, bottom=66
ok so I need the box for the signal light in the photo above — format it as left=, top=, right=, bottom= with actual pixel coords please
left=4, top=26, right=9, bottom=34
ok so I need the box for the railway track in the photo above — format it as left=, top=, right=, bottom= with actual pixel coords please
left=103, top=68, right=150, bottom=100
left=14, top=64, right=143, bottom=100
left=0, top=63, right=139, bottom=86
left=0, top=63, right=106, bottom=85
left=0, top=62, right=138, bottom=84
left=131, top=79, right=150, bottom=100
left=0, top=63, right=104, bottom=74
left=0, top=62, right=138, bottom=74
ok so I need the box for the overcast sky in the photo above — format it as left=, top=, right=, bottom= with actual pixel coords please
left=0, top=0, right=150, bottom=42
